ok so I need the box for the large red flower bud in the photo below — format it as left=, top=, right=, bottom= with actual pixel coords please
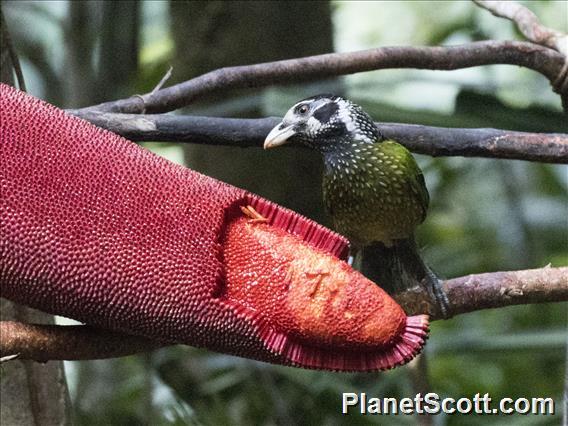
left=0, top=84, right=428, bottom=371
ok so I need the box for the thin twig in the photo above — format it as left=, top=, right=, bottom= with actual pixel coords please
left=0, top=354, right=19, bottom=362
left=472, top=3, right=568, bottom=110
left=473, top=0, right=568, bottom=56
left=74, top=41, right=566, bottom=114
left=1, top=267, right=566, bottom=362
left=68, top=111, right=568, bottom=164
left=151, top=66, right=173, bottom=95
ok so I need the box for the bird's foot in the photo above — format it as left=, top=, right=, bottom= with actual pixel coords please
left=423, top=270, right=451, bottom=319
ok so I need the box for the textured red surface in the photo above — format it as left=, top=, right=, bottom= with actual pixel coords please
left=0, top=84, right=428, bottom=371
left=224, top=217, right=428, bottom=370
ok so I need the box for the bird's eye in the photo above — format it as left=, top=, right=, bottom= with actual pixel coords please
left=296, top=104, right=309, bottom=115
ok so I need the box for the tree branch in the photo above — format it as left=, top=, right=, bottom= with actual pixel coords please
left=472, top=1, right=568, bottom=109
left=69, top=111, right=568, bottom=164
left=74, top=41, right=566, bottom=114
left=473, top=0, right=568, bottom=56
left=0, top=322, right=165, bottom=362
left=2, top=267, right=566, bottom=362
left=399, top=266, right=568, bottom=320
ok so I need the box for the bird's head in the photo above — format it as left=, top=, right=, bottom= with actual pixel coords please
left=264, top=95, right=381, bottom=153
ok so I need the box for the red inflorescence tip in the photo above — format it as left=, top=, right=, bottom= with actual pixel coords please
left=222, top=204, right=429, bottom=371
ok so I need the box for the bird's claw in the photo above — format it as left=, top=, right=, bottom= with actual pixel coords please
left=424, top=270, right=451, bottom=319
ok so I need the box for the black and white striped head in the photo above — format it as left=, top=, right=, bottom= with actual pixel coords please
left=264, top=95, right=381, bottom=153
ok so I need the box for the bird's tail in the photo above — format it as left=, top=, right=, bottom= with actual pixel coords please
left=361, top=237, right=427, bottom=294
left=361, top=238, right=449, bottom=317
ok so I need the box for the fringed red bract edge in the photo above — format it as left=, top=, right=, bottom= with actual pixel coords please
left=222, top=195, right=429, bottom=372
left=260, top=314, right=429, bottom=371
left=245, top=194, right=350, bottom=260
left=250, top=309, right=429, bottom=372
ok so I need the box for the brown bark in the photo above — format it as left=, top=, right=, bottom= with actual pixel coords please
left=78, top=41, right=567, bottom=115
left=0, top=301, right=72, bottom=426
left=0, top=321, right=162, bottom=362
left=473, top=0, right=568, bottom=55
left=2, top=267, right=566, bottom=362
left=69, top=111, right=568, bottom=164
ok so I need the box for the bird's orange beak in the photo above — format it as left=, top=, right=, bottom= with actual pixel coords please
left=263, top=123, right=296, bottom=149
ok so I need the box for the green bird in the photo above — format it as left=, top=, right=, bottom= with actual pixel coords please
left=264, top=95, right=449, bottom=317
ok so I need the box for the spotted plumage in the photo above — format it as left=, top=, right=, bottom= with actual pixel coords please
left=322, top=139, right=428, bottom=247
left=265, top=95, right=449, bottom=317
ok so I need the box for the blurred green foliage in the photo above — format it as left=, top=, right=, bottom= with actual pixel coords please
left=2, top=1, right=567, bottom=425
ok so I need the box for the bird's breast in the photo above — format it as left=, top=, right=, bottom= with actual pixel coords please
left=323, top=153, right=424, bottom=245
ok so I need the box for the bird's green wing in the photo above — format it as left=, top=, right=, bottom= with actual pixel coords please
left=380, top=141, right=430, bottom=222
